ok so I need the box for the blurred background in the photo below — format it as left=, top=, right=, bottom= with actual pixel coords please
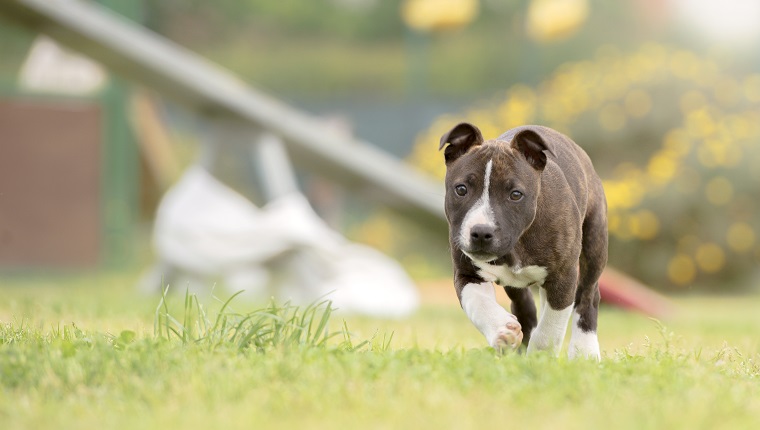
left=1, top=0, right=760, bottom=298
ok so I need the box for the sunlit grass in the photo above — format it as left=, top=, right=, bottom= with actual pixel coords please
left=1, top=273, right=759, bottom=429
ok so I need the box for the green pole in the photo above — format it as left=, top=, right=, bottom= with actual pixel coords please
left=98, top=0, right=143, bottom=268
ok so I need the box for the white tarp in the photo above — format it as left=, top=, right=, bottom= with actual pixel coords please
left=141, top=166, right=419, bottom=318
left=19, top=36, right=107, bottom=95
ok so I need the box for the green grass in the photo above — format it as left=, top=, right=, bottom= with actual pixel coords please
left=1, top=272, right=759, bottom=430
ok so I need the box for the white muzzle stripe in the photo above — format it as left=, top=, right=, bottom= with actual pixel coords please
left=459, top=159, right=494, bottom=249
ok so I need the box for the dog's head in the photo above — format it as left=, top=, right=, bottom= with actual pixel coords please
left=439, top=122, right=550, bottom=264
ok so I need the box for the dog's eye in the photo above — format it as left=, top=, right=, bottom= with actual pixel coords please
left=455, top=185, right=468, bottom=196
left=509, top=190, right=524, bottom=201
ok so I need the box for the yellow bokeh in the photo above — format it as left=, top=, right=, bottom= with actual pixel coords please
left=679, top=91, right=707, bottom=114
left=663, top=128, right=692, bottom=156
left=632, top=209, right=660, bottom=240
left=498, top=85, right=537, bottom=128
left=610, top=214, right=633, bottom=241
left=526, top=0, right=589, bottom=42
left=636, top=43, right=669, bottom=74
left=725, top=114, right=752, bottom=140
left=607, top=213, right=621, bottom=235
left=647, top=151, right=678, bottom=185
left=704, top=176, right=734, bottom=206
left=602, top=178, right=645, bottom=211
left=678, top=235, right=701, bottom=254
left=624, top=89, right=653, bottom=118
left=628, top=210, right=660, bottom=240
left=598, top=103, right=626, bottom=131
left=686, top=108, right=716, bottom=138
left=407, top=44, right=760, bottom=258
left=667, top=254, right=696, bottom=286
left=401, top=0, right=479, bottom=32
left=726, top=222, right=756, bottom=253
left=695, top=243, right=725, bottom=274
left=697, top=143, right=718, bottom=168
left=613, top=162, right=642, bottom=178
left=713, top=77, right=741, bottom=108
left=697, top=138, right=742, bottom=168
left=670, top=50, right=700, bottom=81
left=673, top=167, right=700, bottom=195
left=744, top=74, right=760, bottom=103
left=600, top=72, right=630, bottom=101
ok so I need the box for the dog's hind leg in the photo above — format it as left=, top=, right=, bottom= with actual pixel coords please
left=568, top=207, right=608, bottom=360
left=503, top=286, right=537, bottom=348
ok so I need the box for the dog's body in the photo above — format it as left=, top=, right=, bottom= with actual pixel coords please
left=439, top=123, right=607, bottom=360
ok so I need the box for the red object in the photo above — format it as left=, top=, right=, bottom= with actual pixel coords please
left=598, top=267, right=674, bottom=318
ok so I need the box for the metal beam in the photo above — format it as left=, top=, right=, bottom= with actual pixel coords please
left=0, top=0, right=446, bottom=230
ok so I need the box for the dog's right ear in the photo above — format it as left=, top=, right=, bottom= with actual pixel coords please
left=439, top=122, right=484, bottom=164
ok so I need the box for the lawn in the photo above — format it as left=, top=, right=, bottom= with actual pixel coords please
left=1, top=272, right=759, bottom=430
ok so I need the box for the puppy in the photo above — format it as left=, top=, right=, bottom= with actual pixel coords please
left=439, top=123, right=607, bottom=359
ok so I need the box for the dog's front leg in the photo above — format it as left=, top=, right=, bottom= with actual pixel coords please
left=527, top=271, right=576, bottom=356
left=458, top=280, right=522, bottom=352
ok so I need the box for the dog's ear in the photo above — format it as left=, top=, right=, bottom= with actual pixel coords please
left=439, top=122, right=484, bottom=164
left=512, top=129, right=549, bottom=171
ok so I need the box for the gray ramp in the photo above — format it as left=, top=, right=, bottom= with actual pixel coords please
left=0, top=0, right=446, bottom=231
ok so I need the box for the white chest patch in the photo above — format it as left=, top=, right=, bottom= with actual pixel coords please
left=474, top=260, right=548, bottom=288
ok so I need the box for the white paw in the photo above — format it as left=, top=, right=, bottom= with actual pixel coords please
left=567, top=331, right=601, bottom=361
left=526, top=333, right=555, bottom=356
left=526, top=304, right=574, bottom=357
left=490, top=320, right=523, bottom=353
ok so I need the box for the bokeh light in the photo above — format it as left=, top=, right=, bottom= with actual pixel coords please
left=409, top=44, right=760, bottom=290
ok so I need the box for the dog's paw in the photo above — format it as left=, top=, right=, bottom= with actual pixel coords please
left=567, top=331, right=601, bottom=361
left=491, top=320, right=523, bottom=353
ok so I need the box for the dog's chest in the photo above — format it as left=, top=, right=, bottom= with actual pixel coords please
left=474, top=261, right=548, bottom=288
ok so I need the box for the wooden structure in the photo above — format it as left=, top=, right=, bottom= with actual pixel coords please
left=0, top=0, right=446, bottom=232
left=0, top=0, right=672, bottom=316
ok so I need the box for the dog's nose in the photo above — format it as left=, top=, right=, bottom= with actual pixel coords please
left=470, top=224, right=495, bottom=248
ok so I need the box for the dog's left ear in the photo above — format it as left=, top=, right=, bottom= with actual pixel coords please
left=439, top=122, right=484, bottom=164
left=512, top=129, right=550, bottom=171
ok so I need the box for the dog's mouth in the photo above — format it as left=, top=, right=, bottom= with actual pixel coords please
left=463, top=250, right=515, bottom=267
left=464, top=251, right=506, bottom=266
left=487, top=255, right=510, bottom=266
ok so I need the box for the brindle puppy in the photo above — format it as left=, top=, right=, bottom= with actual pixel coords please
left=439, top=122, right=607, bottom=359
